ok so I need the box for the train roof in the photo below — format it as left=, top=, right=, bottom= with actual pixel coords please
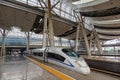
left=32, top=47, right=72, bottom=52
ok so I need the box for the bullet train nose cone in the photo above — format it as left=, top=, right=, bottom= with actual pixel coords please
left=83, top=67, right=90, bottom=75
left=76, top=67, right=90, bottom=75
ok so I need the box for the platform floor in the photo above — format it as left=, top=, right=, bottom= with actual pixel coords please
left=0, top=55, right=120, bottom=80
left=47, top=63, right=120, bottom=80
left=0, top=56, right=59, bottom=80
left=32, top=56, right=120, bottom=80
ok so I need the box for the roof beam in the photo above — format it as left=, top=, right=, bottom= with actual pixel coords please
left=0, top=0, right=76, bottom=26
left=0, top=0, right=44, bottom=16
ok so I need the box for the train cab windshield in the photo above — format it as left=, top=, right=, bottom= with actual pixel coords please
left=62, top=49, right=79, bottom=58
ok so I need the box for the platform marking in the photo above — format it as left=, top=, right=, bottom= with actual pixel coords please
left=26, top=57, right=75, bottom=80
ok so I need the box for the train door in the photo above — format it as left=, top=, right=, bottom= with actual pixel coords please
left=43, top=48, right=49, bottom=62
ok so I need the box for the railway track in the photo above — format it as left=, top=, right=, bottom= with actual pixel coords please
left=91, top=68, right=120, bottom=77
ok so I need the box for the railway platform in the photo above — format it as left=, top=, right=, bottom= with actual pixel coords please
left=0, top=55, right=73, bottom=80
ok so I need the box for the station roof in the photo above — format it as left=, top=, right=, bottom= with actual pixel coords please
left=77, top=0, right=120, bottom=40
left=0, top=0, right=120, bottom=41
left=0, top=0, right=78, bottom=39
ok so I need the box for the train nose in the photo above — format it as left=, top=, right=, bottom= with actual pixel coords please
left=76, top=67, right=90, bottom=75
left=81, top=67, right=90, bottom=75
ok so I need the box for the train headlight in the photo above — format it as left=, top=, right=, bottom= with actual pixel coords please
left=75, top=61, right=81, bottom=67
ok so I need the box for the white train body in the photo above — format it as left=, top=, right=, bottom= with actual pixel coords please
left=32, top=47, right=90, bottom=75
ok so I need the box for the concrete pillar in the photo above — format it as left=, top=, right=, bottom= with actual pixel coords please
left=42, top=13, right=48, bottom=48
left=48, top=0, right=55, bottom=47
left=75, top=24, right=80, bottom=51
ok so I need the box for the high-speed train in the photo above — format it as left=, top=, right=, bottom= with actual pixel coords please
left=31, top=47, right=90, bottom=75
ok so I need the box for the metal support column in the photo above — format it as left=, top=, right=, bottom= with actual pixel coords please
left=1, top=30, right=6, bottom=57
left=68, top=40, right=72, bottom=48
left=25, top=32, right=30, bottom=51
left=26, top=32, right=30, bottom=51
left=80, top=17, right=91, bottom=57
left=93, top=43, right=96, bottom=54
left=42, top=13, right=48, bottom=48
left=48, top=0, right=55, bottom=47
left=0, top=29, right=9, bottom=64
left=59, top=37, right=62, bottom=47
left=93, top=28, right=103, bottom=54
left=89, top=32, right=93, bottom=53
left=75, top=24, right=80, bottom=51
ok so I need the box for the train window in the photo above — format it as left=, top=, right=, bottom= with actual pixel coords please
left=38, top=52, right=43, bottom=56
left=47, top=52, right=65, bottom=62
left=33, top=52, right=38, bottom=56
left=33, top=52, right=43, bottom=56
left=62, top=49, right=78, bottom=58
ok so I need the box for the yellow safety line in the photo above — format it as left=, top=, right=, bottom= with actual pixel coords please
left=26, top=57, right=75, bottom=80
